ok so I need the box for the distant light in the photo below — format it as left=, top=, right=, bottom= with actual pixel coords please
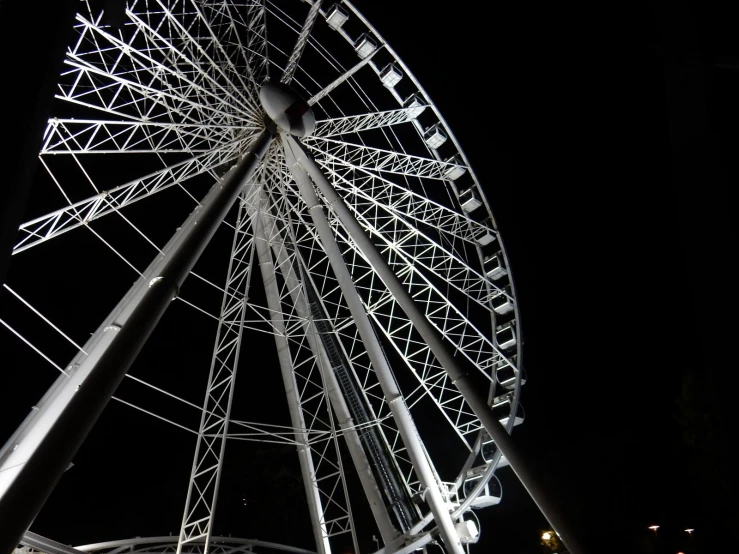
left=648, top=525, right=660, bottom=532
left=541, top=532, right=552, bottom=541
left=685, top=529, right=695, bottom=534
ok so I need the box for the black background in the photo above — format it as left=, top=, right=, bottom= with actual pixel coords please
left=2, top=1, right=738, bottom=554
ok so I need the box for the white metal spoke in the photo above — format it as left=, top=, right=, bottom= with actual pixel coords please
left=313, top=107, right=423, bottom=138
left=126, top=2, right=258, bottom=115
left=16, top=138, right=248, bottom=254
left=321, top=163, right=511, bottom=307
left=304, top=136, right=466, bottom=180
left=308, top=53, right=378, bottom=107
left=281, top=0, right=322, bottom=85
left=315, top=154, right=493, bottom=246
left=42, top=119, right=251, bottom=154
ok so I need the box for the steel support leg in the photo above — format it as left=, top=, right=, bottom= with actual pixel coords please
left=177, top=185, right=262, bottom=554
left=282, top=137, right=465, bottom=554
left=283, top=135, right=585, bottom=554
left=253, top=191, right=399, bottom=546
left=253, top=203, right=332, bottom=554
left=0, top=130, right=273, bottom=554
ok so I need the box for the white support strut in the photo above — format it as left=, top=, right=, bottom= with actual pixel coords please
left=282, top=134, right=465, bottom=554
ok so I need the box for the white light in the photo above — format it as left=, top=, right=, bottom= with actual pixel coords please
left=542, top=532, right=552, bottom=541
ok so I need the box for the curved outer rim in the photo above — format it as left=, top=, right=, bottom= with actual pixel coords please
left=324, top=0, right=526, bottom=487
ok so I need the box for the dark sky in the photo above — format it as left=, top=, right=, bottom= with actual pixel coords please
left=2, top=1, right=738, bottom=554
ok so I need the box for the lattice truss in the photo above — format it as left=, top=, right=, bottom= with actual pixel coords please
left=2, top=0, right=525, bottom=551
left=178, top=182, right=259, bottom=545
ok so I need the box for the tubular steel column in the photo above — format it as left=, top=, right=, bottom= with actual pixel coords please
left=0, top=130, right=273, bottom=554
left=253, top=193, right=400, bottom=546
left=253, top=203, right=331, bottom=554
left=284, top=135, right=586, bottom=554
left=282, top=137, right=465, bottom=554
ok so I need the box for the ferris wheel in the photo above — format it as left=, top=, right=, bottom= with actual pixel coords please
left=0, top=2, right=550, bottom=554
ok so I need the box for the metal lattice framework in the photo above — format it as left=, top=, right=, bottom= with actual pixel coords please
left=1, top=2, right=529, bottom=554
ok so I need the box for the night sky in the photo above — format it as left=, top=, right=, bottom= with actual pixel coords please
left=2, top=1, right=738, bottom=554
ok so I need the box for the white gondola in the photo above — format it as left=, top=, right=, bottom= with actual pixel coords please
left=495, top=323, right=516, bottom=350
left=491, top=288, right=513, bottom=315
left=380, top=63, right=403, bottom=87
left=404, top=93, right=427, bottom=118
left=484, top=254, right=507, bottom=280
left=495, top=355, right=525, bottom=390
left=354, top=33, right=377, bottom=58
left=480, top=434, right=510, bottom=467
left=325, top=4, right=349, bottom=30
left=443, top=154, right=466, bottom=181
left=459, top=187, right=482, bottom=213
left=492, top=392, right=525, bottom=427
left=455, top=519, right=480, bottom=544
left=423, top=123, right=447, bottom=149
left=462, top=467, right=502, bottom=508
left=474, top=223, right=496, bottom=246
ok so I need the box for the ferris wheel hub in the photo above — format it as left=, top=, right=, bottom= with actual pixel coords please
left=259, top=82, right=315, bottom=137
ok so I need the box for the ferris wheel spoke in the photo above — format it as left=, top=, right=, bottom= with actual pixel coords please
left=323, top=165, right=511, bottom=309
left=196, top=0, right=269, bottom=94
left=281, top=0, right=323, bottom=85
left=313, top=107, right=425, bottom=138
left=307, top=51, right=379, bottom=107
left=41, top=119, right=251, bottom=154
left=127, top=2, right=259, bottom=114
left=60, top=60, right=252, bottom=128
left=241, top=0, right=271, bottom=84
left=303, top=137, right=466, bottom=180
left=317, top=157, right=493, bottom=246
left=15, top=140, right=247, bottom=254
left=183, top=0, right=264, bottom=108
left=70, top=14, right=257, bottom=124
